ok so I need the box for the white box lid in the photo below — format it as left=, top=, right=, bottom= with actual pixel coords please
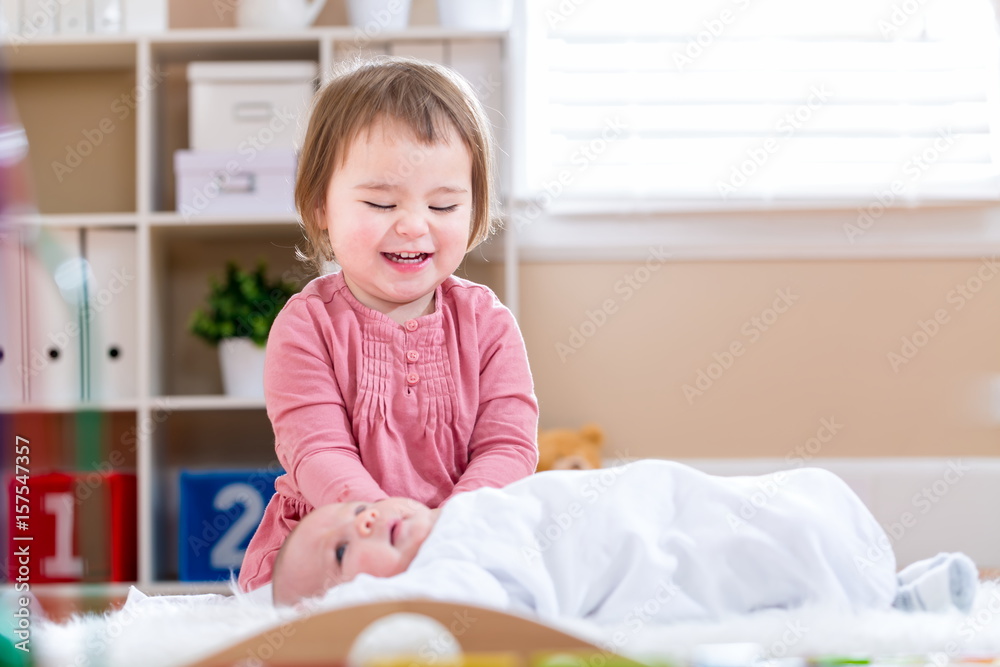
left=174, top=149, right=297, bottom=172
left=187, top=61, right=318, bottom=83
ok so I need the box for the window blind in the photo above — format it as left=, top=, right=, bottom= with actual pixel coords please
left=521, top=0, right=1000, bottom=210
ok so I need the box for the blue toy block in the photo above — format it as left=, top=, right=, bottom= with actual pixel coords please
left=178, top=467, right=281, bottom=582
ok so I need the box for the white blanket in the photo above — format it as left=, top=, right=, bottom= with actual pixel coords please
left=318, top=461, right=897, bottom=624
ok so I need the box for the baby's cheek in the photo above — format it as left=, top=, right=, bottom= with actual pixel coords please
left=295, top=561, right=331, bottom=598
left=370, top=553, right=407, bottom=579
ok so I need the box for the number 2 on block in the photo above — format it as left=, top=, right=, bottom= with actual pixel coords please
left=210, top=483, right=264, bottom=571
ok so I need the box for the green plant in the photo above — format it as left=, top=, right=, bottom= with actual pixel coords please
left=189, top=260, right=299, bottom=347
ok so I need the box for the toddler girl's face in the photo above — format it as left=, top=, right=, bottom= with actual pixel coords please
left=321, top=116, right=474, bottom=321
left=277, top=497, right=438, bottom=604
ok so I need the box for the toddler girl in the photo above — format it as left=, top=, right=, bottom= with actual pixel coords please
left=239, top=57, right=539, bottom=591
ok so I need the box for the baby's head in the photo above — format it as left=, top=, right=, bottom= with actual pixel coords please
left=295, top=56, right=497, bottom=278
left=272, top=497, right=438, bottom=606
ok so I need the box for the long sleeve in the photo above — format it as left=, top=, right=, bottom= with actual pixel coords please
left=265, top=294, right=388, bottom=507
left=448, top=292, right=538, bottom=499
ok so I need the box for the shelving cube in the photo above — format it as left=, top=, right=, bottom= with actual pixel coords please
left=178, top=467, right=281, bottom=582
left=6, top=470, right=136, bottom=583
left=2, top=26, right=510, bottom=593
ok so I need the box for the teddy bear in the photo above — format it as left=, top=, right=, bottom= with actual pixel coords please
left=536, top=423, right=605, bottom=472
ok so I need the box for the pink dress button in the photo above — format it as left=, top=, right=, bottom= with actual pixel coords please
left=406, top=373, right=419, bottom=385
left=405, top=320, right=419, bottom=332
left=406, top=350, right=419, bottom=362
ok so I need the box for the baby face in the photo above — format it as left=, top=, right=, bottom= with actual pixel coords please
left=274, top=497, right=438, bottom=605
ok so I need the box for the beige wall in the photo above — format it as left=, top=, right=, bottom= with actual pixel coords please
left=519, top=259, right=1000, bottom=460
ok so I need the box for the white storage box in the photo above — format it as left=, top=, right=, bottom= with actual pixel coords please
left=174, top=149, right=297, bottom=217
left=187, top=61, right=317, bottom=152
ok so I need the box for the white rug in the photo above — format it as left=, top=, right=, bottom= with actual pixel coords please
left=24, top=580, right=1000, bottom=667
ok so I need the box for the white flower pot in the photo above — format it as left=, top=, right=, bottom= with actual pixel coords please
left=236, top=0, right=329, bottom=30
left=437, top=0, right=511, bottom=30
left=347, top=0, right=411, bottom=31
left=218, top=338, right=266, bottom=399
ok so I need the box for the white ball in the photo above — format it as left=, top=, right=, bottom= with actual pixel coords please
left=347, top=613, right=462, bottom=667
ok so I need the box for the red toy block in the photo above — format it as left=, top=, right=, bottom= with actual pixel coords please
left=7, top=471, right=137, bottom=583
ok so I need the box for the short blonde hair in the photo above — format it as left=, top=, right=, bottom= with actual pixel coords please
left=295, top=56, right=499, bottom=275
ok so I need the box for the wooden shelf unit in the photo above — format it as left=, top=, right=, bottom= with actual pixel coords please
left=2, top=26, right=511, bottom=587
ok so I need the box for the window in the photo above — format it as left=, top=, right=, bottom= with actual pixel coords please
left=518, top=0, right=1000, bottom=212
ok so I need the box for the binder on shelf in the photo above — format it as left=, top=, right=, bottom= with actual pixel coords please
left=0, top=231, right=25, bottom=407
left=57, top=0, right=88, bottom=34
left=84, top=228, right=138, bottom=402
left=23, top=227, right=86, bottom=406
left=1, top=0, right=19, bottom=36
left=20, top=0, right=57, bottom=35
left=90, top=0, right=121, bottom=33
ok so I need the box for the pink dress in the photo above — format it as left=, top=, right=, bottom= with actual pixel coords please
left=238, top=272, right=539, bottom=591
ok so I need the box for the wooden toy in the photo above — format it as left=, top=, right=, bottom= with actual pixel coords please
left=6, top=470, right=137, bottom=583
left=365, top=653, right=520, bottom=667
left=184, top=600, right=641, bottom=667
left=178, top=468, right=280, bottom=581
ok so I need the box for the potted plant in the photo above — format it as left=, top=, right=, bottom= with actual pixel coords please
left=189, top=260, right=299, bottom=398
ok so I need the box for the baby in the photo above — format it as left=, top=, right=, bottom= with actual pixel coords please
left=272, top=460, right=979, bottom=626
